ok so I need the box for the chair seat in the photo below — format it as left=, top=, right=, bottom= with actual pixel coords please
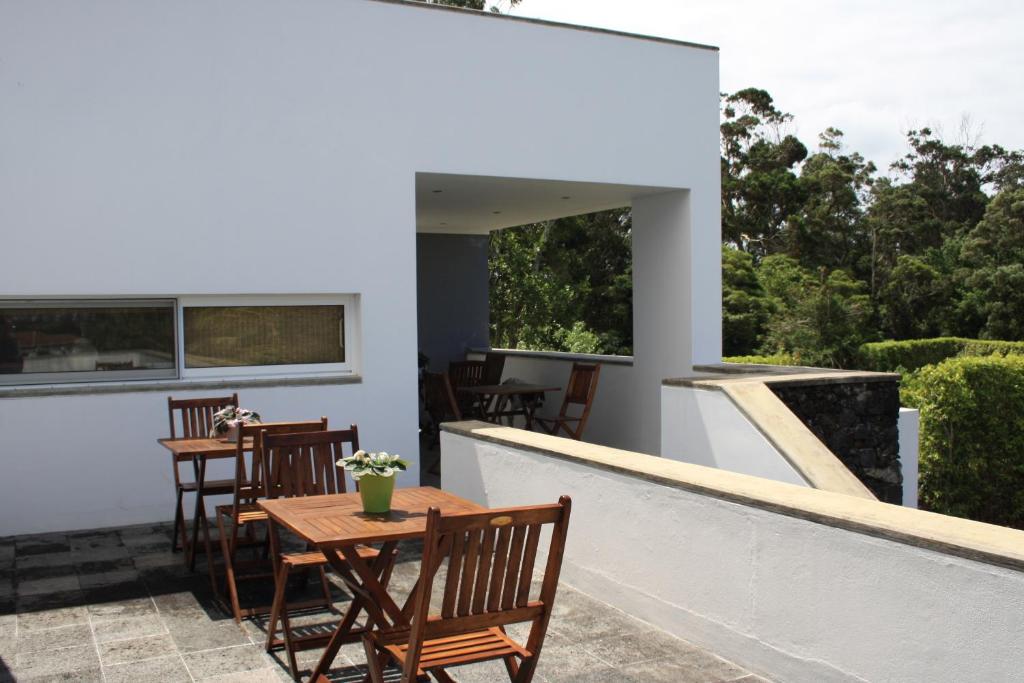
left=381, top=627, right=531, bottom=673
left=216, top=503, right=268, bottom=524
left=179, top=478, right=235, bottom=494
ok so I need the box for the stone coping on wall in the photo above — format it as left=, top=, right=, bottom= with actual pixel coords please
left=664, top=364, right=902, bottom=500
left=441, top=420, right=1024, bottom=573
left=0, top=373, right=362, bottom=399
left=469, top=347, right=634, bottom=366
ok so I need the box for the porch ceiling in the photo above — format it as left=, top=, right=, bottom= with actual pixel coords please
left=416, top=172, right=674, bottom=234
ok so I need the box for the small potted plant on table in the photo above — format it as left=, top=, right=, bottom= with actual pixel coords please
left=210, top=406, right=261, bottom=442
left=339, top=450, right=408, bottom=514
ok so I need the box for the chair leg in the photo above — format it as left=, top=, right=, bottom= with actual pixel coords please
left=216, top=512, right=242, bottom=623
left=318, top=566, right=335, bottom=612
left=362, top=638, right=387, bottom=683
left=172, top=487, right=187, bottom=553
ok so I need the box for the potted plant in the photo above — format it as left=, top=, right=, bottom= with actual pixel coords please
left=210, top=406, right=261, bottom=442
left=339, top=450, right=408, bottom=513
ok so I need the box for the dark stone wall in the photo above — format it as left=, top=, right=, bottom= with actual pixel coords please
left=416, top=233, right=491, bottom=372
left=771, top=380, right=902, bottom=503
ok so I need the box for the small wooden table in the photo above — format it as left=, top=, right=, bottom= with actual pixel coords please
left=259, top=487, right=485, bottom=683
left=157, top=436, right=252, bottom=571
left=458, top=383, right=560, bottom=429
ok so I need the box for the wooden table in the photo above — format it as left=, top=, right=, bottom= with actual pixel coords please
left=157, top=436, right=252, bottom=571
left=458, top=383, right=560, bottom=429
left=259, top=486, right=485, bottom=683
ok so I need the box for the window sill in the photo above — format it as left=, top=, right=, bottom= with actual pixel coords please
left=0, top=373, right=362, bottom=399
left=469, top=347, right=634, bottom=366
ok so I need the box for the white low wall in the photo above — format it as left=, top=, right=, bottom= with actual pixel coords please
left=441, top=423, right=1024, bottom=683
left=661, top=383, right=807, bottom=485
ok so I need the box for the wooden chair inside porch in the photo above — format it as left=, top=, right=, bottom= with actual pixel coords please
left=214, top=418, right=328, bottom=623
left=262, top=426, right=398, bottom=680
left=423, top=371, right=462, bottom=448
left=481, top=352, right=506, bottom=385
left=362, top=496, right=572, bottom=683
left=533, top=363, right=601, bottom=441
left=166, top=393, right=239, bottom=556
left=449, top=360, right=484, bottom=416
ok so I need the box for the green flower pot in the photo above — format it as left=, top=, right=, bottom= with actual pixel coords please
left=359, top=475, right=396, bottom=514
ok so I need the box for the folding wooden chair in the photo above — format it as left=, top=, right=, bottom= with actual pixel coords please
left=449, top=360, right=484, bottom=416
left=534, top=363, right=601, bottom=440
left=167, top=393, right=238, bottom=555
left=362, top=496, right=572, bottom=683
left=214, top=418, right=328, bottom=623
left=262, top=426, right=397, bottom=680
left=481, top=352, right=506, bottom=385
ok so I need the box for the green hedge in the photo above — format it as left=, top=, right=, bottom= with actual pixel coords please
left=722, top=353, right=796, bottom=366
left=902, top=356, right=1024, bottom=529
left=857, top=337, right=1024, bottom=372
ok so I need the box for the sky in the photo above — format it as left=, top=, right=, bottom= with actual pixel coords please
left=502, top=0, right=1024, bottom=171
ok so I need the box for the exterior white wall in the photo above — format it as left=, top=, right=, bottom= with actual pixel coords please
left=899, top=407, right=920, bottom=508
left=0, top=1, right=720, bottom=533
left=442, top=431, right=1024, bottom=683
left=661, top=385, right=807, bottom=485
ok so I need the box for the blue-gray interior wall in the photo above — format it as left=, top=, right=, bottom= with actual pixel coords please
left=416, top=233, right=490, bottom=372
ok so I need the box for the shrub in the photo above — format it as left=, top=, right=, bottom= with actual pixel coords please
left=902, top=356, right=1024, bottom=529
left=722, top=353, right=796, bottom=366
left=857, top=337, right=1024, bottom=373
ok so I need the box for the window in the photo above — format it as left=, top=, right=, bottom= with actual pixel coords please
left=0, top=300, right=177, bottom=384
left=179, top=295, right=357, bottom=379
left=183, top=305, right=345, bottom=368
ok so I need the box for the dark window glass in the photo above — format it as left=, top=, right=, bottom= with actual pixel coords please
left=0, top=301, right=176, bottom=383
left=183, top=305, right=345, bottom=368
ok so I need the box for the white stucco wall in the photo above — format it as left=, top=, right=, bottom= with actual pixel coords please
left=442, top=430, right=1024, bottom=683
left=899, top=407, right=920, bottom=508
left=0, top=1, right=720, bottom=533
left=661, top=384, right=808, bottom=485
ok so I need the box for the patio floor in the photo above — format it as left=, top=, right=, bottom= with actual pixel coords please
left=0, top=521, right=767, bottom=682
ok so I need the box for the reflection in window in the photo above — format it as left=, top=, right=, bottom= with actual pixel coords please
left=183, top=305, right=345, bottom=368
left=0, top=301, right=176, bottom=383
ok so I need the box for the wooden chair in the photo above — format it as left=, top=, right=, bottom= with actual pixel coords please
left=214, top=418, right=328, bottom=623
left=362, top=496, right=572, bottom=683
left=262, top=427, right=397, bottom=680
left=481, top=353, right=506, bottom=386
left=167, top=393, right=238, bottom=556
left=534, top=363, right=601, bottom=440
left=449, top=360, right=484, bottom=416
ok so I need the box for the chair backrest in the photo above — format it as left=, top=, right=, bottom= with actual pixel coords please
left=400, top=496, right=572, bottom=681
left=481, top=353, right=505, bottom=386
left=231, top=419, right=328, bottom=508
left=261, top=426, right=360, bottom=499
left=448, top=360, right=484, bottom=390
left=557, top=363, right=601, bottom=438
left=167, top=393, right=238, bottom=439
left=423, top=371, right=461, bottom=422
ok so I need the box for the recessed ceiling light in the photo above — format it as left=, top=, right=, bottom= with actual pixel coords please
left=432, top=189, right=443, bottom=194
left=561, top=196, right=571, bottom=200
left=493, top=211, right=502, bottom=215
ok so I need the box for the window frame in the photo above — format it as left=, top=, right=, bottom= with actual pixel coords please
left=0, top=298, right=179, bottom=386
left=177, top=294, right=359, bottom=380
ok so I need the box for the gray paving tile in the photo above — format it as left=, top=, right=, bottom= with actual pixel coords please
left=620, top=651, right=752, bottom=683
left=15, top=535, right=69, bottom=556
left=91, top=614, right=167, bottom=643
left=13, top=643, right=99, bottom=680
left=16, top=575, right=80, bottom=597
left=182, top=643, right=275, bottom=679
left=0, top=612, right=16, bottom=638
left=16, top=606, right=89, bottom=632
left=70, top=545, right=132, bottom=563
left=198, top=667, right=286, bottom=682
left=164, top=615, right=250, bottom=653
left=532, top=633, right=611, bottom=682
left=98, top=633, right=177, bottom=665
left=16, top=624, right=92, bottom=655
left=548, top=607, right=650, bottom=643
left=103, top=654, right=192, bottom=683
left=15, top=552, right=74, bottom=570
left=583, top=629, right=684, bottom=667
left=79, top=568, right=140, bottom=589
left=85, top=593, right=156, bottom=620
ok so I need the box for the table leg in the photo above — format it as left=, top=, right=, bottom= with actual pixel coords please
left=309, top=542, right=400, bottom=682
left=188, top=455, right=207, bottom=571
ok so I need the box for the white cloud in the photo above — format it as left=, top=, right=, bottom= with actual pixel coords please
left=508, top=0, right=1024, bottom=169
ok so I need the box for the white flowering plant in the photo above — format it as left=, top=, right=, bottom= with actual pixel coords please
left=338, top=450, right=408, bottom=480
left=210, top=406, right=261, bottom=437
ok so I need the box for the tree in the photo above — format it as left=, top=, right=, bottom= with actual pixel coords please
left=418, top=0, right=521, bottom=12
left=722, top=247, right=771, bottom=355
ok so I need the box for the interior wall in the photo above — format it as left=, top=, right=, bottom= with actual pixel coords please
left=416, top=234, right=491, bottom=372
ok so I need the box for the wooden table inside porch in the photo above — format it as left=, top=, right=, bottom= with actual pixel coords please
left=457, top=383, right=560, bottom=429
left=259, top=486, right=485, bottom=683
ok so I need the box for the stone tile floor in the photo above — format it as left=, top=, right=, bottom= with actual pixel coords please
left=0, top=522, right=767, bottom=682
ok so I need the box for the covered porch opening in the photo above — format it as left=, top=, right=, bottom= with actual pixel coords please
left=414, top=172, right=698, bottom=483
